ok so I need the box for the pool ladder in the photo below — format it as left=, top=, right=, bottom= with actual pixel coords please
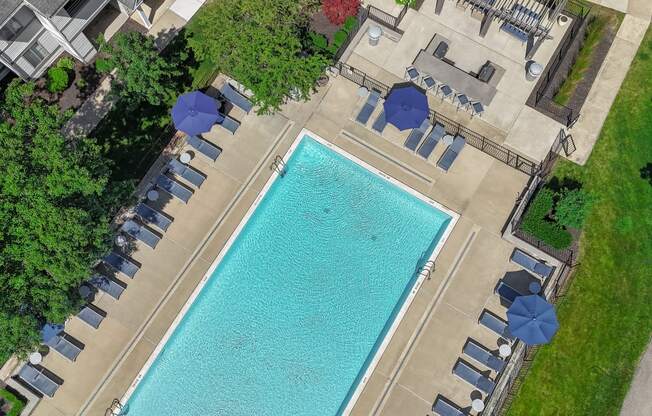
left=270, top=155, right=287, bottom=177
left=418, top=260, right=435, bottom=280
left=105, top=398, right=124, bottom=416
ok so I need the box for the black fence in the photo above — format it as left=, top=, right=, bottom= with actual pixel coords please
left=334, top=62, right=541, bottom=176
left=528, top=1, right=591, bottom=127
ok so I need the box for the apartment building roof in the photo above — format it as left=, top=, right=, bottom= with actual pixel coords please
left=0, top=1, right=22, bottom=25
left=28, top=0, right=68, bottom=17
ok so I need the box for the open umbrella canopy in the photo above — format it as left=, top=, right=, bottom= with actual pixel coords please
left=383, top=84, right=429, bottom=131
left=172, top=91, right=224, bottom=136
left=507, top=294, right=559, bottom=345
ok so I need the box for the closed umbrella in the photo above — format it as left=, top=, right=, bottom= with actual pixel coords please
left=383, top=84, right=429, bottom=130
left=507, top=294, right=559, bottom=345
left=171, top=91, right=224, bottom=136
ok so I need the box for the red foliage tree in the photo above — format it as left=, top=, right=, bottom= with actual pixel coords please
left=322, top=0, right=361, bottom=25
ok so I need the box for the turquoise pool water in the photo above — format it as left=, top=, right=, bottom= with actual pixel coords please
left=125, top=135, right=453, bottom=416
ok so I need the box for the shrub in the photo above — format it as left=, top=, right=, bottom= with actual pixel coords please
left=332, top=29, right=349, bottom=48
left=47, top=66, right=69, bottom=93
left=76, top=78, right=88, bottom=89
left=322, top=0, right=361, bottom=25
left=95, top=58, right=113, bottom=73
left=395, top=0, right=415, bottom=6
left=555, top=188, right=594, bottom=229
left=309, top=31, right=328, bottom=51
left=57, top=56, right=74, bottom=70
left=0, top=389, right=25, bottom=416
left=343, top=15, right=358, bottom=33
left=520, top=188, right=573, bottom=249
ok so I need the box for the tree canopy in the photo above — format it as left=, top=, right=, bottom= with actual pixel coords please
left=99, top=31, right=181, bottom=107
left=187, top=0, right=329, bottom=113
left=0, top=80, right=122, bottom=358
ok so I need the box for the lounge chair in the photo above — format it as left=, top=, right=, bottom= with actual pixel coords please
left=77, top=304, right=105, bottom=329
left=453, top=359, right=495, bottom=395
left=495, top=279, right=526, bottom=306
left=103, top=252, right=139, bottom=279
left=135, top=203, right=172, bottom=232
left=220, top=83, right=253, bottom=113
left=511, top=249, right=554, bottom=279
left=155, top=174, right=193, bottom=204
left=372, top=110, right=387, bottom=133
left=218, top=114, right=240, bottom=135
left=437, top=135, right=465, bottom=172
left=417, top=123, right=446, bottom=159
left=432, top=395, right=466, bottom=416
left=187, top=135, right=222, bottom=161
left=439, top=84, right=453, bottom=100
left=89, top=274, right=125, bottom=300
left=355, top=89, right=381, bottom=125
left=168, top=158, right=206, bottom=188
left=404, top=119, right=431, bottom=151
left=422, top=74, right=436, bottom=91
left=405, top=65, right=420, bottom=83
left=121, top=219, right=161, bottom=249
left=45, top=333, right=83, bottom=362
left=471, top=101, right=485, bottom=117
left=18, top=365, right=60, bottom=397
left=455, top=93, right=470, bottom=110
left=479, top=310, right=515, bottom=342
left=463, top=339, right=506, bottom=373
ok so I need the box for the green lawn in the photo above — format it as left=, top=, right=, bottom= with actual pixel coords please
left=507, top=28, right=652, bottom=415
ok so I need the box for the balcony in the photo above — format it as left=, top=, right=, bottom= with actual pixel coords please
left=51, top=0, right=112, bottom=43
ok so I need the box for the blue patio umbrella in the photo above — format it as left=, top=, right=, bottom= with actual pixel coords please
left=507, top=294, right=559, bottom=345
left=383, top=84, right=429, bottom=130
left=172, top=91, right=224, bottom=136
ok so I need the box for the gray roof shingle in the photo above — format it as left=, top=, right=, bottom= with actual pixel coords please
left=26, top=0, right=68, bottom=17
left=0, top=1, right=23, bottom=26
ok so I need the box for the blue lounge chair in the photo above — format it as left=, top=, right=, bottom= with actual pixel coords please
left=372, top=110, right=387, bottom=133
left=220, top=83, right=253, bottom=113
left=511, top=249, right=554, bottom=279
left=121, top=220, right=161, bottom=249
left=495, top=280, right=526, bottom=306
left=77, top=304, right=104, bottom=329
left=432, top=396, right=466, bottom=416
left=404, top=119, right=431, bottom=151
left=155, top=174, right=193, bottom=204
left=18, top=365, right=60, bottom=397
left=135, top=203, right=172, bottom=232
left=168, top=158, right=206, bottom=188
left=218, top=114, right=240, bottom=135
left=501, top=23, right=529, bottom=43
left=89, top=274, right=125, bottom=300
left=187, top=135, right=222, bottom=161
left=356, top=89, right=381, bottom=125
left=103, top=252, right=139, bottom=279
left=437, top=135, right=465, bottom=172
left=453, top=359, right=495, bottom=395
left=45, top=333, right=83, bottom=362
left=463, top=339, right=506, bottom=373
left=479, top=310, right=515, bottom=342
left=417, top=123, right=446, bottom=159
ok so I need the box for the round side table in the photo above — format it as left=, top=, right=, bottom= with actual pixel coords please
left=472, top=398, right=485, bottom=412
left=29, top=352, right=42, bottom=365
left=147, top=189, right=159, bottom=202
left=499, top=343, right=512, bottom=358
left=180, top=152, right=192, bottom=164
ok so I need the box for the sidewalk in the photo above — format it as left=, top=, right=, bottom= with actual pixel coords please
left=568, top=0, right=651, bottom=164
left=620, top=339, right=652, bottom=416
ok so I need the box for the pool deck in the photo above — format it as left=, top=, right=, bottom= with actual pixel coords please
left=24, top=71, right=545, bottom=415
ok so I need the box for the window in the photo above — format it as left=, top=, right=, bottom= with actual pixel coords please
left=23, top=42, right=48, bottom=67
left=64, top=0, right=87, bottom=16
left=0, top=16, right=25, bottom=42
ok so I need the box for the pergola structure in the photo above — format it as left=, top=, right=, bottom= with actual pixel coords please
left=435, top=0, right=569, bottom=59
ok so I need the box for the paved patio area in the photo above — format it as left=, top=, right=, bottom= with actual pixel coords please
left=357, top=0, right=567, bottom=161
left=18, top=67, right=566, bottom=415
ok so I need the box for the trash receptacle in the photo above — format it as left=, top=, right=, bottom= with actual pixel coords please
left=526, top=61, right=543, bottom=81
left=368, top=25, right=382, bottom=46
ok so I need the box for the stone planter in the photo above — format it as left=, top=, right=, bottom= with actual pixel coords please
left=558, top=14, right=570, bottom=27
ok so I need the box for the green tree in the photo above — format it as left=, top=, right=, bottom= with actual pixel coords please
left=0, top=80, right=122, bottom=359
left=99, top=32, right=181, bottom=107
left=187, top=0, right=329, bottom=113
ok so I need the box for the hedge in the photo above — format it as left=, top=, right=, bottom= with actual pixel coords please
left=521, top=188, right=573, bottom=249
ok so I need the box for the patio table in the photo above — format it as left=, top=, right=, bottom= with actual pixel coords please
left=414, top=50, right=498, bottom=104
left=442, top=134, right=454, bottom=146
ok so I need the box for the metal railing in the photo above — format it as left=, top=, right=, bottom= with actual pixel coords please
left=334, top=62, right=541, bottom=176
left=528, top=0, right=591, bottom=127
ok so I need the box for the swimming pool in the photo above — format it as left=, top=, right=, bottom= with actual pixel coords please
left=123, top=130, right=457, bottom=415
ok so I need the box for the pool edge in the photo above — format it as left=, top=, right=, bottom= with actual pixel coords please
left=119, top=128, right=460, bottom=414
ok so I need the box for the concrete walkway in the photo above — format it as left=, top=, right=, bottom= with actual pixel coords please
left=620, top=339, right=652, bottom=416
left=568, top=0, right=651, bottom=164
